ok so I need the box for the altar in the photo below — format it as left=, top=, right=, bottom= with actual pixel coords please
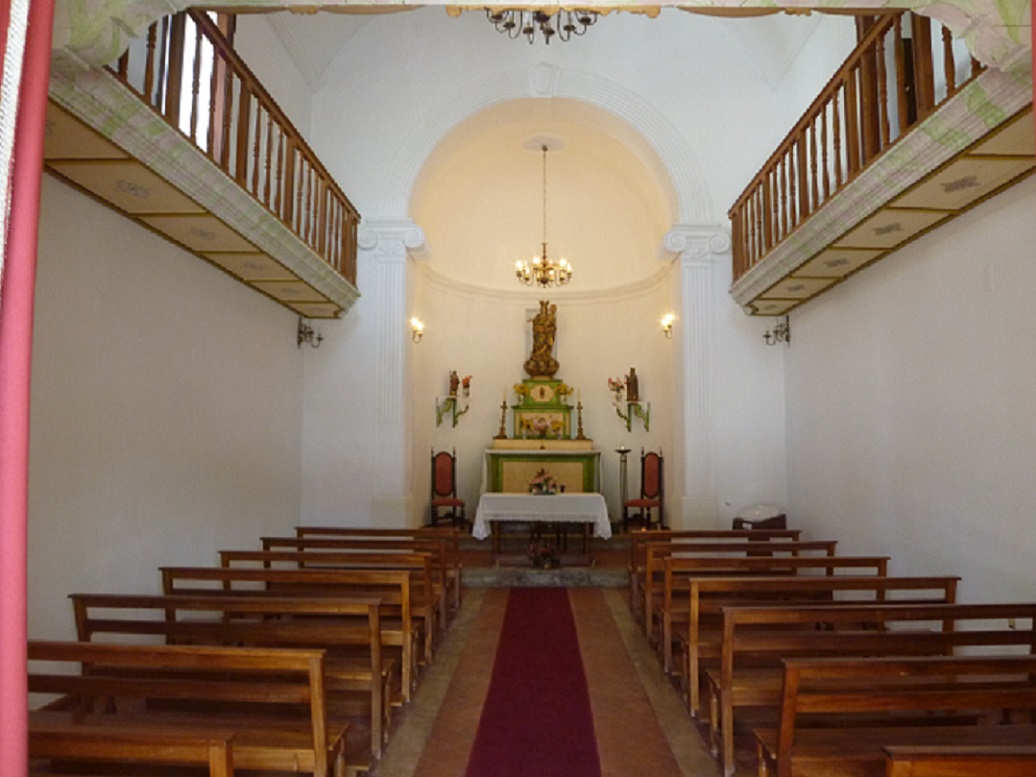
left=473, top=492, right=611, bottom=554
left=469, top=299, right=612, bottom=556
left=482, top=442, right=601, bottom=495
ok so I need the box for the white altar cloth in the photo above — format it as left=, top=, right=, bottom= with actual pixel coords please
left=472, top=493, right=612, bottom=540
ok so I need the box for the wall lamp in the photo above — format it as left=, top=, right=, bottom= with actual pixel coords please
left=763, top=316, right=791, bottom=346
left=297, top=317, right=323, bottom=349
left=410, top=317, right=425, bottom=343
left=660, top=313, right=675, bottom=339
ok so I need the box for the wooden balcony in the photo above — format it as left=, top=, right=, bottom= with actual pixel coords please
left=729, top=13, right=1034, bottom=316
left=44, top=10, right=359, bottom=320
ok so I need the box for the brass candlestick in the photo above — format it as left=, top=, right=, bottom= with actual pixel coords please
left=576, top=401, right=586, bottom=440
left=494, top=397, right=508, bottom=439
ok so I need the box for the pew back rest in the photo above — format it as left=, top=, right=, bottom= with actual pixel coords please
left=293, top=526, right=461, bottom=569
left=258, top=537, right=456, bottom=614
left=29, top=725, right=235, bottom=777
left=28, top=640, right=335, bottom=777
left=677, top=575, right=960, bottom=706
left=159, top=566, right=417, bottom=699
left=217, top=550, right=438, bottom=625
left=646, top=554, right=890, bottom=635
left=720, top=600, right=1036, bottom=696
left=628, top=528, right=803, bottom=575
left=71, top=592, right=382, bottom=656
left=774, top=653, right=1036, bottom=764
left=884, top=745, right=1036, bottom=777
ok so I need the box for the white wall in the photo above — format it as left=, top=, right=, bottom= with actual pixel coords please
left=785, top=175, right=1036, bottom=602
left=28, top=177, right=304, bottom=639
left=235, top=15, right=313, bottom=138
left=295, top=8, right=853, bottom=523
left=409, top=268, right=677, bottom=525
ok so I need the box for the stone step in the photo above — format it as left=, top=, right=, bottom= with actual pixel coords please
left=462, top=564, right=627, bottom=588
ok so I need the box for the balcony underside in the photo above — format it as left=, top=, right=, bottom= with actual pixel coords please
left=45, top=69, right=359, bottom=320
left=731, top=69, right=1033, bottom=316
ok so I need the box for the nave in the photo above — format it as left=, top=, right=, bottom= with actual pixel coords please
left=370, top=586, right=739, bottom=777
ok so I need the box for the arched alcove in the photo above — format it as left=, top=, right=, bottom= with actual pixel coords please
left=406, top=95, right=683, bottom=525
left=409, top=97, right=677, bottom=295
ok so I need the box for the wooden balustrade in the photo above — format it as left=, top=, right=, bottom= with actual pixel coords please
left=108, top=11, right=359, bottom=286
left=729, top=12, right=982, bottom=282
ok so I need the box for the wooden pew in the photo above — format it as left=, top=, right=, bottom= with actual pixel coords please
left=294, top=525, right=461, bottom=576
left=754, top=654, right=1036, bottom=777
left=677, top=574, right=960, bottom=715
left=287, top=528, right=463, bottom=615
left=884, top=745, right=1036, bottom=776
left=262, top=535, right=460, bottom=620
left=649, top=554, right=889, bottom=655
left=29, top=725, right=235, bottom=777
left=709, top=601, right=1036, bottom=777
left=28, top=640, right=347, bottom=777
left=627, top=528, right=803, bottom=616
left=160, top=566, right=419, bottom=703
left=641, top=539, right=841, bottom=639
left=220, top=548, right=442, bottom=659
left=70, top=592, right=393, bottom=761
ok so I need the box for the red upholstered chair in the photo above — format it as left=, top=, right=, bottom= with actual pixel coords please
left=430, top=448, right=466, bottom=528
left=623, top=448, right=664, bottom=531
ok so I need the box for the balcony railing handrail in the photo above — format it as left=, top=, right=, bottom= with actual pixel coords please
left=728, top=16, right=897, bottom=215
left=729, top=12, right=983, bottom=284
left=108, top=10, right=359, bottom=287
left=184, top=10, right=355, bottom=223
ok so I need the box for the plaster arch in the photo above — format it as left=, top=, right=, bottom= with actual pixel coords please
left=375, top=62, right=712, bottom=230
left=404, top=94, right=691, bottom=295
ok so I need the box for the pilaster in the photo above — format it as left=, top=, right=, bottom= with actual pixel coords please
left=357, top=220, right=425, bottom=526
left=664, top=224, right=731, bottom=527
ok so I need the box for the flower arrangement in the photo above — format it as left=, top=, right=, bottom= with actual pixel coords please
left=513, top=383, right=530, bottom=398
left=520, top=416, right=563, bottom=439
left=555, top=382, right=573, bottom=402
left=607, top=375, right=626, bottom=402
left=528, top=542, right=559, bottom=569
left=528, top=468, right=559, bottom=495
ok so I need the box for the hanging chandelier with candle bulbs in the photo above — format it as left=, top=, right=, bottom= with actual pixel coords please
left=516, top=145, right=573, bottom=289
left=486, top=8, right=598, bottom=44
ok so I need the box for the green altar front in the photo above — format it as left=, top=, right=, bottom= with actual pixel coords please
left=483, top=440, right=601, bottom=494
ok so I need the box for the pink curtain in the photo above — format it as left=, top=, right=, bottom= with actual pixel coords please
left=0, top=0, right=55, bottom=772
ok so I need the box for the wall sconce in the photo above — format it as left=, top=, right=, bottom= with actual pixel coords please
left=660, top=313, right=675, bottom=339
left=410, top=317, right=425, bottom=343
left=763, top=316, right=791, bottom=346
left=297, top=317, right=323, bottom=349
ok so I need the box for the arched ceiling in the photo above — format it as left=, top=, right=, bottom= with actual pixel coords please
left=410, top=98, right=676, bottom=293
left=51, top=1, right=1032, bottom=80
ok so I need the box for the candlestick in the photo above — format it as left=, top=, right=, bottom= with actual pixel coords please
left=576, top=401, right=586, bottom=440
left=494, top=395, right=508, bottom=439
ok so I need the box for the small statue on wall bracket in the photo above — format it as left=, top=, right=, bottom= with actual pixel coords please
left=626, top=367, right=639, bottom=402
left=449, top=370, right=460, bottom=397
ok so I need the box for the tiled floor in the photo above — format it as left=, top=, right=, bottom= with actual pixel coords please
left=368, top=559, right=757, bottom=777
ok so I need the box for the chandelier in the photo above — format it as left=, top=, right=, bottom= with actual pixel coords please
left=486, top=8, right=598, bottom=44
left=516, top=145, right=573, bottom=289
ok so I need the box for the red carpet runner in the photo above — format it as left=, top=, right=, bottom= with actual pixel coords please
left=464, top=587, right=602, bottom=777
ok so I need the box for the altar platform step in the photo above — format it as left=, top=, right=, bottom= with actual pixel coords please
left=461, top=564, right=628, bottom=588
left=459, top=533, right=629, bottom=588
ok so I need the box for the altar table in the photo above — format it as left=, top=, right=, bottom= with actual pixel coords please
left=473, top=493, right=612, bottom=555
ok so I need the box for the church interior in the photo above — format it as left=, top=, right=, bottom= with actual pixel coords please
left=5, top=0, right=1036, bottom=773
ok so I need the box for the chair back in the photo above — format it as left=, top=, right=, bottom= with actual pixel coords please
left=641, top=449, right=663, bottom=500
left=431, top=450, right=457, bottom=499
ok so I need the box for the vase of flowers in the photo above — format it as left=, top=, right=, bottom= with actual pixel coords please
left=529, top=542, right=559, bottom=569
left=528, top=468, right=559, bottom=495
left=607, top=375, right=626, bottom=404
